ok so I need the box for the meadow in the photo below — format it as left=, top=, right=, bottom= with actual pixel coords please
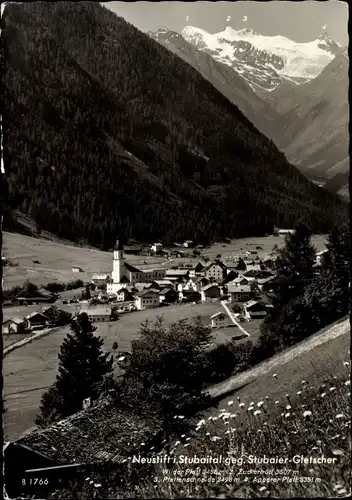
left=3, top=301, right=234, bottom=440
left=3, top=232, right=328, bottom=290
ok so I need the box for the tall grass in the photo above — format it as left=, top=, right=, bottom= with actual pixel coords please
left=52, top=359, right=351, bottom=499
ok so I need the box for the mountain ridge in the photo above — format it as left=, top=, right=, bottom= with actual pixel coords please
left=2, top=2, right=346, bottom=249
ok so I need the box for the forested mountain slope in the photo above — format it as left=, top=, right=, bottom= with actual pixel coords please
left=2, top=3, right=346, bottom=249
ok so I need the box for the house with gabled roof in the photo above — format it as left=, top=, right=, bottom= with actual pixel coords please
left=4, top=398, right=162, bottom=498
left=135, top=289, right=160, bottom=310
left=3, top=317, right=26, bottom=334
left=210, top=312, right=231, bottom=329
left=200, top=283, right=221, bottom=302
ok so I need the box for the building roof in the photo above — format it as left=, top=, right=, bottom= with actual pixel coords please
left=134, top=282, right=152, bottom=291
left=25, top=312, right=48, bottom=320
left=92, top=273, right=110, bottom=280
left=210, top=312, right=226, bottom=319
left=80, top=308, right=112, bottom=316
left=159, top=288, right=175, bottom=295
left=17, top=398, right=161, bottom=465
left=3, top=317, right=25, bottom=325
left=258, top=276, right=275, bottom=285
left=201, top=283, right=220, bottom=292
left=166, top=270, right=189, bottom=276
left=135, top=289, right=160, bottom=298
left=152, top=280, right=173, bottom=286
left=124, top=262, right=141, bottom=274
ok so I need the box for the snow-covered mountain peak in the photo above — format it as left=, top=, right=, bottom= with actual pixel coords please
left=180, top=25, right=338, bottom=93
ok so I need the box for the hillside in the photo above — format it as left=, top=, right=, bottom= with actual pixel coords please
left=266, top=54, right=349, bottom=187
left=2, top=2, right=346, bottom=249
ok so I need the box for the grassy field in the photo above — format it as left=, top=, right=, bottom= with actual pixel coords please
left=3, top=232, right=328, bottom=290
left=3, top=301, right=233, bottom=440
left=2, top=232, right=168, bottom=289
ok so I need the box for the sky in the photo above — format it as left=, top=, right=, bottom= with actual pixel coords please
left=102, top=1, right=348, bottom=45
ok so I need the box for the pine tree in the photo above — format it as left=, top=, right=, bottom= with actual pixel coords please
left=272, top=222, right=316, bottom=308
left=36, top=313, right=113, bottom=427
left=322, top=225, right=350, bottom=284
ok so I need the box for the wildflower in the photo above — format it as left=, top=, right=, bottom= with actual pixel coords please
left=94, top=484, right=102, bottom=488
left=248, top=406, right=254, bottom=412
left=239, top=403, right=245, bottom=408
left=321, top=384, right=326, bottom=388
left=85, top=478, right=90, bottom=481
left=303, top=411, right=312, bottom=418
left=332, top=449, right=344, bottom=456
left=181, top=434, right=186, bottom=438
left=345, top=380, right=350, bottom=386
left=89, top=481, right=94, bottom=485
left=343, top=361, right=349, bottom=367
left=273, top=373, right=277, bottom=378
left=285, top=412, right=291, bottom=418
left=321, top=392, right=326, bottom=398
left=259, top=486, right=267, bottom=492
left=254, top=410, right=262, bottom=416
left=257, top=401, right=264, bottom=407
left=301, top=380, right=306, bottom=384
left=197, top=419, right=205, bottom=427
left=211, top=436, right=221, bottom=442
left=336, top=414, right=345, bottom=419
left=275, top=400, right=279, bottom=405
left=336, top=488, right=347, bottom=495
left=184, top=443, right=190, bottom=447
left=175, top=441, right=180, bottom=446
left=213, top=417, right=218, bottom=421
left=228, top=400, right=234, bottom=406
left=140, top=442, right=145, bottom=446
left=250, top=401, right=255, bottom=406
left=265, top=396, right=269, bottom=400
left=208, top=417, right=213, bottom=421
left=297, top=391, right=302, bottom=395
left=206, top=432, right=210, bottom=436
left=285, top=393, right=290, bottom=399
left=286, top=405, right=292, bottom=410
left=329, top=387, right=336, bottom=392
left=186, top=437, right=191, bottom=441
left=178, top=415, right=185, bottom=419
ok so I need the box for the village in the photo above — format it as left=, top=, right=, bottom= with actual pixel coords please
left=3, top=232, right=328, bottom=352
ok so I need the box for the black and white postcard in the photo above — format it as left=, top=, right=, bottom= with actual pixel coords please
left=1, top=1, right=350, bottom=498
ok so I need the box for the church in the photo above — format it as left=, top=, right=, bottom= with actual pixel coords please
left=106, top=239, right=166, bottom=295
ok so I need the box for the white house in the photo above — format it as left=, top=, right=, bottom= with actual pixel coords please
left=151, top=243, right=163, bottom=253
left=135, top=290, right=160, bottom=310
left=2, top=317, right=26, bottom=334
left=80, top=307, right=112, bottom=322
left=205, top=261, right=227, bottom=282
left=177, top=278, right=198, bottom=293
left=183, top=240, right=194, bottom=248
left=72, top=266, right=83, bottom=273
left=114, top=288, right=132, bottom=302
left=228, top=285, right=252, bottom=303
left=210, top=312, right=231, bottom=329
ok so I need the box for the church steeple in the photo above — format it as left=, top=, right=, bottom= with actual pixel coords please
left=114, top=238, right=124, bottom=251
left=112, top=237, right=125, bottom=284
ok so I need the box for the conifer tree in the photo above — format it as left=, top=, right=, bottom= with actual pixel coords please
left=36, top=313, right=113, bottom=427
left=272, top=222, right=316, bottom=308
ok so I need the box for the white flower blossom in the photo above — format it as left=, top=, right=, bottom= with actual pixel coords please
left=303, top=411, right=312, bottom=418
